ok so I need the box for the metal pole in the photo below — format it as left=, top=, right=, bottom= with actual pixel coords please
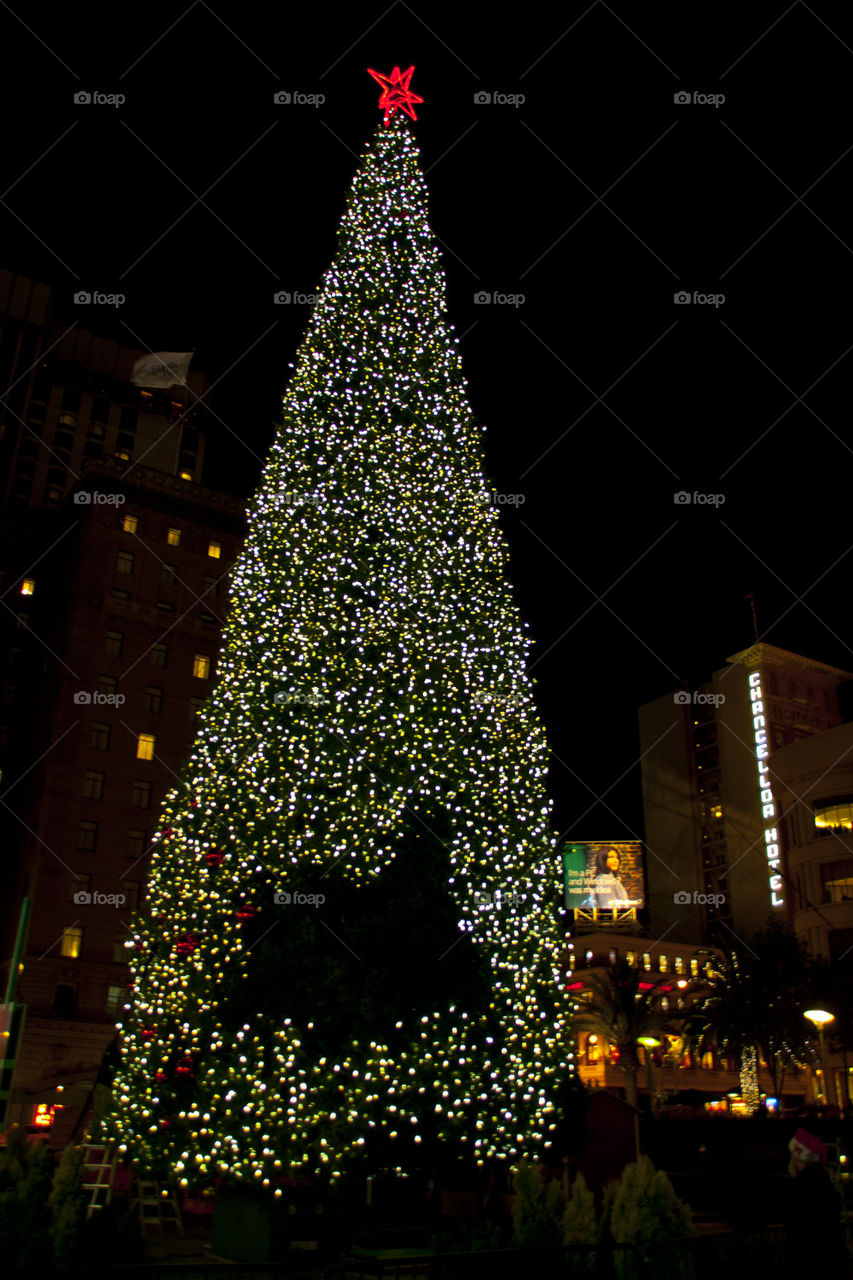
left=3, top=898, right=30, bottom=1005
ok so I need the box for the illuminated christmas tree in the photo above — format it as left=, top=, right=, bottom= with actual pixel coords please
left=102, top=68, right=571, bottom=1190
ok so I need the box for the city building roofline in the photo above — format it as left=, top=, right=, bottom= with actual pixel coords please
left=725, top=642, right=853, bottom=681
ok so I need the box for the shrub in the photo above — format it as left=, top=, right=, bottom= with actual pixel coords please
left=601, top=1155, right=694, bottom=1280
left=0, top=1127, right=55, bottom=1277
left=511, top=1158, right=566, bottom=1249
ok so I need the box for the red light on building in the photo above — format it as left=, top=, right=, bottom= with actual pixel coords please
left=33, top=1103, right=63, bottom=1128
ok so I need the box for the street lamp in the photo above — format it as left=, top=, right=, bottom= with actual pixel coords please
left=638, top=1036, right=662, bottom=1115
left=804, top=1009, right=836, bottom=1110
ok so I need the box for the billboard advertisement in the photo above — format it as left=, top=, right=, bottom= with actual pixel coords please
left=562, top=841, right=645, bottom=911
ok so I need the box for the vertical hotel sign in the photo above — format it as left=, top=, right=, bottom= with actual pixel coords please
left=748, top=670, right=784, bottom=908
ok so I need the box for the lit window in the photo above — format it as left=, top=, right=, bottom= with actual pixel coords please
left=21, top=578, right=35, bottom=595
left=659, top=954, right=669, bottom=973
left=137, top=733, right=156, bottom=760
left=83, top=771, right=104, bottom=800
left=61, top=928, right=82, bottom=959
left=106, top=986, right=127, bottom=1015
left=115, top=449, right=131, bottom=461
left=207, top=541, right=222, bottom=559
left=625, top=950, right=636, bottom=967
left=167, top=527, right=181, bottom=546
left=814, top=800, right=853, bottom=832
left=642, top=953, right=651, bottom=971
left=122, top=514, right=138, bottom=533
left=690, top=958, right=700, bottom=977
left=131, top=780, right=152, bottom=808
left=674, top=956, right=685, bottom=975
left=193, top=653, right=211, bottom=679
left=179, top=470, right=193, bottom=481
left=711, top=804, right=723, bottom=820
left=116, top=551, right=134, bottom=575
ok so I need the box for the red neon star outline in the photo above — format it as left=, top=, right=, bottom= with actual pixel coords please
left=367, top=65, right=423, bottom=126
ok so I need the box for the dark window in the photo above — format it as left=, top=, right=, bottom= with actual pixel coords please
left=77, top=820, right=98, bottom=851
left=161, top=564, right=178, bottom=587
left=83, top=770, right=104, bottom=800
left=99, top=675, right=117, bottom=698
left=91, top=722, right=110, bottom=750
left=61, top=387, right=81, bottom=413
left=150, top=644, right=167, bottom=669
left=90, top=395, right=110, bottom=424
left=105, top=631, right=123, bottom=656
left=127, top=829, right=148, bottom=858
left=144, top=687, right=163, bottom=714
left=116, top=552, right=134, bottom=575
left=119, top=405, right=138, bottom=433
left=131, top=780, right=152, bottom=808
left=53, top=984, right=77, bottom=1018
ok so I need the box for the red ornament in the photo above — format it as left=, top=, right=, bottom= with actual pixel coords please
left=175, top=1055, right=196, bottom=1078
left=162, top=827, right=173, bottom=839
left=205, top=849, right=224, bottom=868
left=176, top=933, right=199, bottom=957
left=235, top=905, right=256, bottom=923
left=141, top=1027, right=155, bottom=1041
left=367, top=65, right=423, bottom=126
left=154, top=1070, right=167, bottom=1083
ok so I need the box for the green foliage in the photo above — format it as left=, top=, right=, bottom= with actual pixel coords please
left=601, top=1155, right=694, bottom=1280
left=0, top=1127, right=55, bottom=1277
left=511, top=1158, right=566, bottom=1249
left=47, top=1144, right=87, bottom=1271
left=562, top=1171, right=597, bottom=1245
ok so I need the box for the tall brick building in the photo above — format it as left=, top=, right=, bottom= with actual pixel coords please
left=0, top=270, right=246, bottom=1147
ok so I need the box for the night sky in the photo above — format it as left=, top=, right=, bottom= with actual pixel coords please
left=3, top=3, right=852, bottom=840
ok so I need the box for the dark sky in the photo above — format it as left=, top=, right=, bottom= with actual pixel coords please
left=3, top=3, right=852, bottom=839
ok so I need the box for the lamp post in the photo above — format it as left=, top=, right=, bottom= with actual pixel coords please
left=638, top=1036, right=662, bottom=1116
left=804, top=1009, right=836, bottom=1110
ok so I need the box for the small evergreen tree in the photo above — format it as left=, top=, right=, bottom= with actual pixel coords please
left=0, top=1126, right=55, bottom=1276
left=511, top=1157, right=566, bottom=1249
left=48, top=1144, right=87, bottom=1271
left=601, top=1155, right=694, bottom=1280
left=562, top=1171, right=596, bottom=1244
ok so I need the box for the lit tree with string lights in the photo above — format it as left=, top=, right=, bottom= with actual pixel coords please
left=101, top=67, right=572, bottom=1190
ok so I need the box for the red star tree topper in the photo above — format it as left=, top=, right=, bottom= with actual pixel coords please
left=367, top=64, right=423, bottom=126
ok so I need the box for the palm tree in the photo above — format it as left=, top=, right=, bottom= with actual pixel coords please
left=686, top=926, right=812, bottom=1107
left=571, top=959, right=677, bottom=1108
